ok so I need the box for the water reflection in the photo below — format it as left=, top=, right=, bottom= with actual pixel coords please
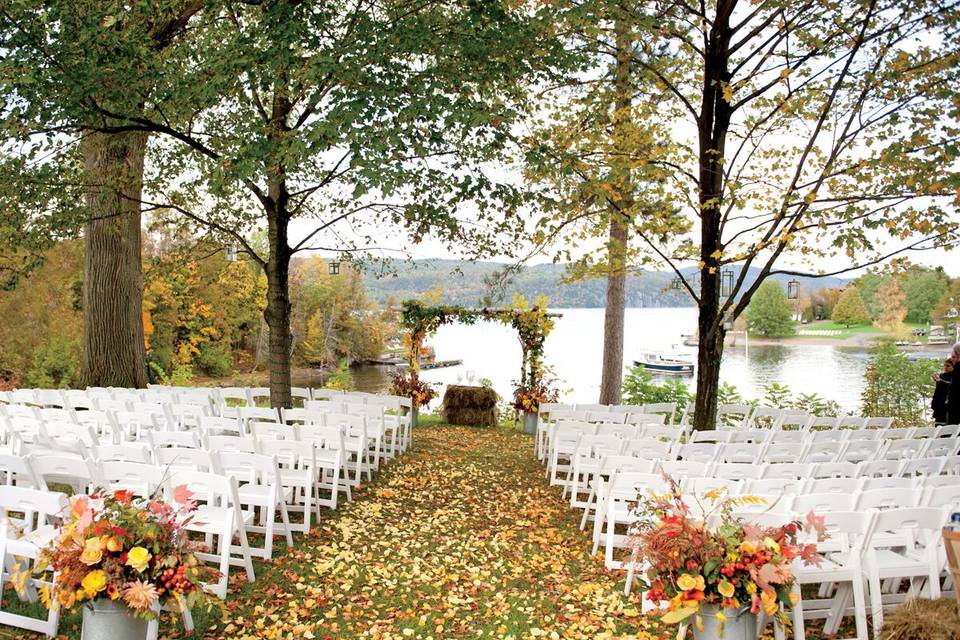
left=342, top=308, right=875, bottom=412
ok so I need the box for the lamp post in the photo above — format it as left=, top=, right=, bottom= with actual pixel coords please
left=720, top=269, right=734, bottom=298
left=328, top=257, right=341, bottom=276
left=225, top=244, right=238, bottom=262
left=787, top=279, right=800, bottom=322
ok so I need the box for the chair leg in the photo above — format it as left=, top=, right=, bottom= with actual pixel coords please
left=579, top=486, right=596, bottom=530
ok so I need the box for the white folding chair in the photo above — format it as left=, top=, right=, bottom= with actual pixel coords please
left=98, top=461, right=169, bottom=498
left=862, top=508, right=944, bottom=635
left=716, top=403, right=752, bottom=428
left=28, top=454, right=100, bottom=495
left=219, top=451, right=294, bottom=559
left=713, top=463, right=764, bottom=481
left=257, top=439, right=318, bottom=532
left=0, top=486, right=70, bottom=636
left=298, top=425, right=347, bottom=507
left=164, top=470, right=255, bottom=599
left=761, top=443, right=805, bottom=464
left=92, top=443, right=152, bottom=464
left=154, top=447, right=222, bottom=473
left=761, top=462, right=814, bottom=480
left=199, top=416, right=244, bottom=437
left=855, top=487, right=919, bottom=510
left=789, top=510, right=871, bottom=640
left=717, top=442, right=765, bottom=464
left=250, top=421, right=299, bottom=441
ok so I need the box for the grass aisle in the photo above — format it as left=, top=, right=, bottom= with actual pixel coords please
left=200, top=424, right=658, bottom=640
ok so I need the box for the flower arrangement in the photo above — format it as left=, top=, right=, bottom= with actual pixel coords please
left=390, top=371, right=437, bottom=408
left=511, top=379, right=560, bottom=413
left=629, top=477, right=826, bottom=633
left=34, top=486, right=218, bottom=618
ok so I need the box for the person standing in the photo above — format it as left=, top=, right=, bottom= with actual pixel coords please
left=946, top=343, right=960, bottom=425
left=933, top=358, right=954, bottom=425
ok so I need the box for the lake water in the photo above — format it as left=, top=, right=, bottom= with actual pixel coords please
left=351, top=307, right=875, bottom=411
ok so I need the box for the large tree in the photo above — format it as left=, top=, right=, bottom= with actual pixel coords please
left=522, top=6, right=686, bottom=404
left=745, top=280, right=794, bottom=337
left=75, top=0, right=560, bottom=407
left=0, top=1, right=204, bottom=387
left=624, top=0, right=960, bottom=428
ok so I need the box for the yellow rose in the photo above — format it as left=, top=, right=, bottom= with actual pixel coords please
left=106, top=537, right=123, bottom=553
left=718, top=580, right=735, bottom=598
left=761, top=589, right=779, bottom=616
left=80, top=538, right=103, bottom=566
left=676, top=574, right=698, bottom=591
left=763, top=537, right=781, bottom=553
left=739, top=541, right=757, bottom=554
left=693, top=575, right=705, bottom=591
left=81, top=570, right=107, bottom=597
left=126, top=546, right=152, bottom=573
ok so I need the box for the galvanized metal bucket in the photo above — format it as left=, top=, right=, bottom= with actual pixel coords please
left=82, top=598, right=149, bottom=640
left=523, top=412, right=538, bottom=435
left=692, top=604, right=757, bottom=640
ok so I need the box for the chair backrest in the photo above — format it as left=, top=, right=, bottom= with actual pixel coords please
left=35, top=407, right=76, bottom=424
left=238, top=407, right=279, bottom=424
left=713, top=463, right=764, bottom=481
left=806, top=477, right=863, bottom=495
left=0, top=485, right=69, bottom=532
left=538, top=402, right=571, bottom=418
left=807, top=429, right=849, bottom=444
left=863, top=416, right=894, bottom=430
left=205, top=435, right=257, bottom=453
left=219, top=451, right=282, bottom=486
left=325, top=412, right=366, bottom=434
left=217, top=387, right=252, bottom=407
left=625, top=413, right=667, bottom=426
left=747, top=406, right=781, bottom=429
left=154, top=447, right=221, bottom=473
left=597, top=455, right=656, bottom=476
left=761, top=462, right=814, bottom=480
left=576, top=403, right=608, bottom=413
left=839, top=440, right=883, bottom=463
left=718, top=443, right=764, bottom=464
left=881, top=438, right=926, bottom=460
left=280, top=408, right=325, bottom=425
left=807, top=416, right=839, bottom=432
left=148, top=430, right=202, bottom=450
left=813, top=462, right=859, bottom=478
left=802, top=442, right=842, bottom=464
left=924, top=439, right=960, bottom=458
left=857, top=459, right=903, bottom=478
left=675, top=443, right=720, bottom=464
left=660, top=460, right=712, bottom=479
left=163, top=468, right=237, bottom=509
left=683, top=476, right=741, bottom=497
left=912, top=427, right=936, bottom=439
left=641, top=403, right=677, bottom=423
left=762, top=443, right=804, bottom=464
left=29, top=453, right=100, bottom=489
left=837, top=416, right=867, bottom=430
left=298, top=424, right=346, bottom=450
left=860, top=477, right=916, bottom=492
left=258, top=439, right=316, bottom=473
left=689, top=430, right=731, bottom=444
left=747, top=477, right=806, bottom=495
left=199, top=416, right=244, bottom=437
left=93, top=444, right=152, bottom=464
left=727, top=429, right=771, bottom=444
left=586, top=411, right=626, bottom=424
left=594, top=423, right=640, bottom=439
left=863, top=507, right=942, bottom=551
left=549, top=409, right=589, bottom=423
left=638, top=425, right=681, bottom=441
left=250, top=421, right=299, bottom=441
left=98, top=461, right=168, bottom=497
left=574, top=435, right=624, bottom=458
left=923, top=482, right=960, bottom=509
left=880, top=427, right=916, bottom=441
left=311, top=388, right=345, bottom=402
left=717, top=403, right=752, bottom=427
left=622, top=438, right=673, bottom=460
left=791, top=491, right=856, bottom=513
left=249, top=387, right=271, bottom=405
left=0, top=453, right=46, bottom=490
left=900, top=457, right=945, bottom=478
left=935, top=424, right=960, bottom=438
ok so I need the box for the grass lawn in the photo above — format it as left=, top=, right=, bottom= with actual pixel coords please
left=792, top=320, right=928, bottom=341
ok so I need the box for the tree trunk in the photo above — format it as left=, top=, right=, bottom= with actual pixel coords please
left=599, top=212, right=628, bottom=404
left=599, top=16, right=633, bottom=405
left=79, top=131, right=148, bottom=389
left=694, top=269, right=724, bottom=430
left=692, top=2, right=734, bottom=430
left=265, top=210, right=293, bottom=409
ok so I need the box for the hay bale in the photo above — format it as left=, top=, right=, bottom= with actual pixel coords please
left=879, top=598, right=960, bottom=640
left=442, top=385, right=498, bottom=427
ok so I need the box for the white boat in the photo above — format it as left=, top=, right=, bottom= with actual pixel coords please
left=633, top=351, right=695, bottom=376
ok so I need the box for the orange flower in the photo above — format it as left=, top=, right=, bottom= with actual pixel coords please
left=122, top=580, right=159, bottom=611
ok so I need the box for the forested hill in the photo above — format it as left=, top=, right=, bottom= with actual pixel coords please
left=359, top=259, right=848, bottom=307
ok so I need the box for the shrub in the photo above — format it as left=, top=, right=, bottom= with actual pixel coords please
left=195, top=341, right=233, bottom=377
left=25, top=335, right=79, bottom=388
left=622, top=365, right=693, bottom=409
left=861, top=343, right=939, bottom=427
left=325, top=359, right=354, bottom=391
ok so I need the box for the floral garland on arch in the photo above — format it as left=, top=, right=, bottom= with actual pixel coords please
left=396, top=295, right=559, bottom=412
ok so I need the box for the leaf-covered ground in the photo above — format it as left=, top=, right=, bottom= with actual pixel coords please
left=200, top=424, right=660, bottom=640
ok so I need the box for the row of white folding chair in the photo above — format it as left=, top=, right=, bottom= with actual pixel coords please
left=684, top=435, right=960, bottom=465
left=539, top=417, right=674, bottom=464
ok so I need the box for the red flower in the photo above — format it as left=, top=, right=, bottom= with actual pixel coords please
left=113, top=490, right=133, bottom=504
